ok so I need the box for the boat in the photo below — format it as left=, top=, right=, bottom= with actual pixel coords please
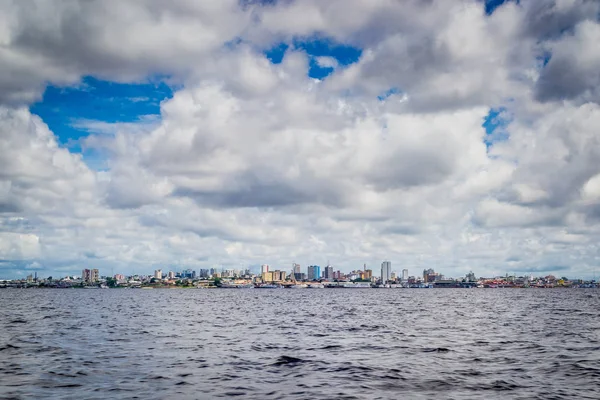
left=220, top=283, right=254, bottom=289
left=307, top=283, right=325, bottom=289
left=341, top=282, right=372, bottom=289
left=254, top=284, right=282, bottom=289
left=288, top=284, right=308, bottom=289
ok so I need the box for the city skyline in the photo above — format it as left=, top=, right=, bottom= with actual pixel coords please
left=5, top=263, right=595, bottom=290
left=2, top=1, right=600, bottom=280
left=2, top=258, right=599, bottom=281
left=4, top=261, right=595, bottom=284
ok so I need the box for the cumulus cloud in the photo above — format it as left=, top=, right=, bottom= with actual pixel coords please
left=1, top=0, right=600, bottom=279
left=0, top=0, right=250, bottom=104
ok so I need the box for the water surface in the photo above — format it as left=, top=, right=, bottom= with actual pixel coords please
left=1, top=289, right=599, bottom=399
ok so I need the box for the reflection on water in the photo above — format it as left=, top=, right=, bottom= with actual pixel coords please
left=1, top=289, right=599, bottom=399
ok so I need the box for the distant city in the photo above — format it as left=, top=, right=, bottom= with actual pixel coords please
left=1, top=262, right=597, bottom=289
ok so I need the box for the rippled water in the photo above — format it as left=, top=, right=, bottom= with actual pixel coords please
left=1, top=289, right=599, bottom=399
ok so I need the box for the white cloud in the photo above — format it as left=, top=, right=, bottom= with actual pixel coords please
left=0, top=233, right=41, bottom=260
left=315, top=56, right=338, bottom=69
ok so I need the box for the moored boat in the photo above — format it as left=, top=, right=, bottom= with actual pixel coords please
left=307, top=283, right=325, bottom=289
left=288, top=284, right=308, bottom=289
left=254, top=284, right=283, bottom=289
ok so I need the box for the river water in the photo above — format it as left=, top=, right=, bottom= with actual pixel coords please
left=1, top=288, right=599, bottom=399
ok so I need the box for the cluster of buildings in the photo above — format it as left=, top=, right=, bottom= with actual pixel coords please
left=1, top=262, right=598, bottom=289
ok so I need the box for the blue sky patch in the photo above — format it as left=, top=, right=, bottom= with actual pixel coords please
left=378, top=87, right=400, bottom=101
left=264, top=37, right=362, bottom=79
left=294, top=38, right=362, bottom=66
left=482, top=107, right=511, bottom=149
left=537, top=51, right=551, bottom=68
left=482, top=0, right=516, bottom=15
left=265, top=42, right=289, bottom=64
left=30, top=76, right=173, bottom=150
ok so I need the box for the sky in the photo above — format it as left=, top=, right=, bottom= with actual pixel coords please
left=2, top=0, right=600, bottom=280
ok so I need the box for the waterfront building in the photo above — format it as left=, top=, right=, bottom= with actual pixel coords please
left=381, top=261, right=391, bottom=283
left=307, top=265, right=321, bottom=281
left=402, top=269, right=408, bottom=281
left=358, top=269, right=370, bottom=280
left=82, top=268, right=99, bottom=283
left=262, top=271, right=273, bottom=282
left=391, top=272, right=397, bottom=281
left=293, top=263, right=301, bottom=275
left=261, top=264, right=269, bottom=274
left=423, top=268, right=439, bottom=283
left=154, top=269, right=162, bottom=280
left=168, top=271, right=175, bottom=279
left=271, top=270, right=286, bottom=281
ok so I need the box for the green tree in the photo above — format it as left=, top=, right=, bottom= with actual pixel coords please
left=213, top=277, right=222, bottom=287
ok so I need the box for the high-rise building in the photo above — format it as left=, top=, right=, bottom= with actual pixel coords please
left=181, top=269, right=195, bottom=279
left=307, top=265, right=315, bottom=280
left=261, top=264, right=269, bottom=274
left=154, top=269, right=162, bottom=280
left=168, top=271, right=176, bottom=279
left=402, top=269, right=409, bottom=281
left=381, top=261, right=391, bottom=283
left=293, top=263, right=301, bottom=274
left=324, top=265, right=334, bottom=280
left=307, top=265, right=321, bottom=281
left=223, top=269, right=235, bottom=278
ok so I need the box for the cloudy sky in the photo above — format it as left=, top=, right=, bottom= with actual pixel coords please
left=1, top=0, right=600, bottom=279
